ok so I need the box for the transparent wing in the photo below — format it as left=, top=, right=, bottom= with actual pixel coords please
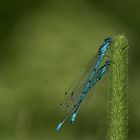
left=69, top=61, right=111, bottom=124
left=86, top=60, right=110, bottom=96
left=60, top=52, right=100, bottom=112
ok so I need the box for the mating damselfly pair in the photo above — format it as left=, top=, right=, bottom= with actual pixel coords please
left=56, top=37, right=112, bottom=132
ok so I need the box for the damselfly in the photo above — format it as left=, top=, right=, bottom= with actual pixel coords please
left=56, top=37, right=112, bottom=131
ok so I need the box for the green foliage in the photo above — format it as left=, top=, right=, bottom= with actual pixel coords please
left=107, top=35, right=129, bottom=140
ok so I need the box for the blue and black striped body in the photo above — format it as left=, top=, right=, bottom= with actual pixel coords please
left=56, top=37, right=112, bottom=131
left=71, top=38, right=112, bottom=124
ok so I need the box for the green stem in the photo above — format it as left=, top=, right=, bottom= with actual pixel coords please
left=107, top=35, right=129, bottom=140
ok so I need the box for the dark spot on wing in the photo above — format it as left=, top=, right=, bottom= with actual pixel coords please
left=71, top=92, right=74, bottom=96
left=60, top=103, right=63, bottom=106
left=67, top=105, right=69, bottom=108
left=64, top=92, right=67, bottom=95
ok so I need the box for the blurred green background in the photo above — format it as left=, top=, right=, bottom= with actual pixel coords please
left=0, top=0, right=139, bottom=139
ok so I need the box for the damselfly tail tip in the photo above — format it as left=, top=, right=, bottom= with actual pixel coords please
left=71, top=120, right=74, bottom=125
left=71, top=112, right=77, bottom=125
left=56, top=122, right=63, bottom=132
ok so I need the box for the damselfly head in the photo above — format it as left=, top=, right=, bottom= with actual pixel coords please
left=104, top=37, right=112, bottom=44
left=99, top=37, right=112, bottom=54
left=105, top=60, right=110, bottom=67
